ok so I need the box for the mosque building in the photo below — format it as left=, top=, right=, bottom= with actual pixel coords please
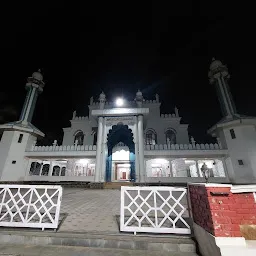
left=1, top=59, right=256, bottom=185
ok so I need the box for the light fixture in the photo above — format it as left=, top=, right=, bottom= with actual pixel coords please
left=78, top=159, right=88, bottom=165
left=116, top=98, right=124, bottom=107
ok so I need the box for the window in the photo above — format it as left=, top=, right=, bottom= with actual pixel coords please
left=238, top=160, right=244, bottom=166
left=18, top=134, right=23, bottom=143
left=92, top=127, right=97, bottom=145
left=0, top=132, right=3, bottom=142
left=52, top=166, right=60, bottom=176
left=165, top=129, right=176, bottom=144
left=74, top=131, right=84, bottom=145
left=29, top=162, right=41, bottom=175
left=230, top=129, right=236, bottom=139
left=41, top=164, right=50, bottom=176
left=146, top=159, right=170, bottom=177
left=61, top=167, right=66, bottom=176
left=145, top=129, right=157, bottom=145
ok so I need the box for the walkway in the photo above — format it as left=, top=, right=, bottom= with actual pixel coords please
left=59, top=189, right=120, bottom=233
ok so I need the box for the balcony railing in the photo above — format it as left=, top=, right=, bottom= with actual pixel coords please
left=29, top=145, right=97, bottom=152
left=144, top=143, right=222, bottom=151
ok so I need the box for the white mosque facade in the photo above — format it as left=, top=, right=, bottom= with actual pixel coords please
left=1, top=59, right=256, bottom=185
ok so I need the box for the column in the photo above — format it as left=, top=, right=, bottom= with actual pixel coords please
left=134, top=116, right=140, bottom=181
left=100, top=117, right=107, bottom=182
left=95, top=116, right=103, bottom=182
left=49, top=161, right=53, bottom=176
left=138, top=115, right=145, bottom=182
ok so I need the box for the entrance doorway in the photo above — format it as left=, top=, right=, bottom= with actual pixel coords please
left=106, top=124, right=135, bottom=182
left=114, top=162, right=131, bottom=181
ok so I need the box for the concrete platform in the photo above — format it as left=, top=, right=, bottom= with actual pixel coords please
left=0, top=230, right=197, bottom=255
left=0, top=244, right=199, bottom=256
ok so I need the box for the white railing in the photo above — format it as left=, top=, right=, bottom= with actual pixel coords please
left=120, top=186, right=191, bottom=234
left=144, top=143, right=222, bottom=150
left=30, top=145, right=97, bottom=152
left=0, top=185, right=62, bottom=230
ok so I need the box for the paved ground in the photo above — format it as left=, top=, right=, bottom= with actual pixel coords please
left=59, top=189, right=120, bottom=233
left=0, top=244, right=198, bottom=256
left=58, top=188, right=189, bottom=233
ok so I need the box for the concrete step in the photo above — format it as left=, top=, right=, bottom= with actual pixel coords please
left=104, top=182, right=134, bottom=189
left=0, top=231, right=197, bottom=254
left=0, top=244, right=199, bottom=256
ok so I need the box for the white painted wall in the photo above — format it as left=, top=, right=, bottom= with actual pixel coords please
left=62, top=100, right=189, bottom=146
left=62, top=118, right=96, bottom=146
left=221, top=125, right=256, bottom=183
left=0, top=130, right=37, bottom=181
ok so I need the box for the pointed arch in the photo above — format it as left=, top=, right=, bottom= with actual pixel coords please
left=106, top=123, right=135, bottom=182
left=74, top=130, right=84, bottom=145
left=165, top=128, right=176, bottom=144
left=145, top=128, right=157, bottom=145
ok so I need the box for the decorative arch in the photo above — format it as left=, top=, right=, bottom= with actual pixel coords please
left=107, top=124, right=134, bottom=151
left=165, top=128, right=176, bottom=144
left=145, top=128, right=157, bottom=145
left=106, top=124, right=135, bottom=182
left=74, top=130, right=84, bottom=145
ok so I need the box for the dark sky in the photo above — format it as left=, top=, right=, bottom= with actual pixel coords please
left=1, top=2, right=256, bottom=144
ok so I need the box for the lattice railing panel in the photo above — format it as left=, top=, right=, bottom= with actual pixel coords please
left=120, top=186, right=191, bottom=234
left=0, top=185, right=62, bottom=230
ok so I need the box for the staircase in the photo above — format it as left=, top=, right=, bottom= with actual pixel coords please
left=104, top=182, right=133, bottom=189
left=0, top=230, right=198, bottom=256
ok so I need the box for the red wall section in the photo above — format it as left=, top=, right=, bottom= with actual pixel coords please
left=189, top=184, right=256, bottom=237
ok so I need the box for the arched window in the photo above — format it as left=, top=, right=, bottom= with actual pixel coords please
left=166, top=129, right=176, bottom=144
left=52, top=166, right=60, bottom=176
left=145, top=129, right=157, bottom=145
left=61, top=167, right=66, bottom=176
left=29, top=162, right=41, bottom=176
left=74, top=131, right=84, bottom=145
left=41, top=164, right=50, bottom=176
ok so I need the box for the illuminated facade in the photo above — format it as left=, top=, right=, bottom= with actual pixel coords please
left=1, top=59, right=256, bottom=184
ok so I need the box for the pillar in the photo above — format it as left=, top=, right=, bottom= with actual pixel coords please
left=134, top=116, right=140, bottom=181
left=100, top=117, right=107, bottom=182
left=138, top=115, right=145, bottom=182
left=95, top=116, right=103, bottom=182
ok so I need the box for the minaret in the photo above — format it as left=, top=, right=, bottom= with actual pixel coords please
left=0, top=70, right=45, bottom=181
left=208, top=58, right=237, bottom=117
left=20, top=70, right=45, bottom=124
left=208, top=59, right=256, bottom=184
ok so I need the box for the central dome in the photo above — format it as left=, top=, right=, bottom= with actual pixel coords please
left=32, top=70, right=43, bottom=81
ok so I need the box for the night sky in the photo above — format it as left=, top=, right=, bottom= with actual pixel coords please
left=1, top=2, right=256, bottom=144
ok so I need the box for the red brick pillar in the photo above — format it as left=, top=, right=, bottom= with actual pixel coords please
left=188, top=184, right=256, bottom=237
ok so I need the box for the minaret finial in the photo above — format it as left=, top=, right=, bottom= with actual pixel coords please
left=99, top=91, right=106, bottom=109
left=175, top=106, right=179, bottom=117
left=135, top=89, right=143, bottom=108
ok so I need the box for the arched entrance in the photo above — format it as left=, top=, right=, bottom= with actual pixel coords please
left=106, top=123, right=135, bottom=182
